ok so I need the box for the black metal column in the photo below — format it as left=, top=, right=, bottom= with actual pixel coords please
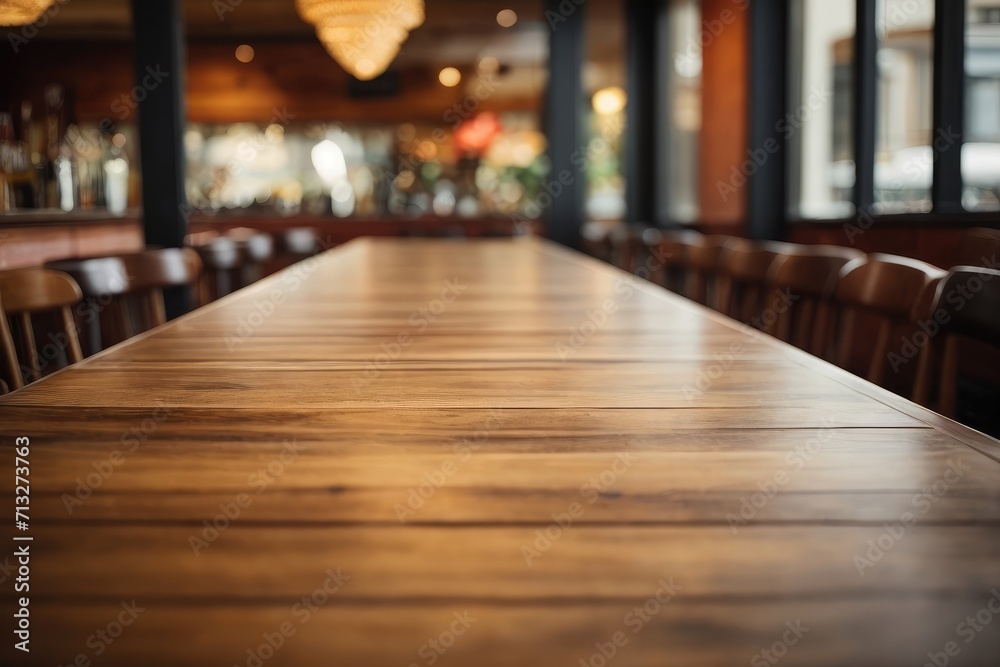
left=544, top=0, right=586, bottom=249
left=131, top=0, right=189, bottom=318
left=932, top=0, right=966, bottom=213
left=745, top=0, right=788, bottom=241
left=625, top=0, right=657, bottom=227
left=854, top=0, right=878, bottom=214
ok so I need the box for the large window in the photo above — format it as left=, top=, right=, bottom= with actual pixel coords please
left=789, top=0, right=856, bottom=219
left=659, top=0, right=702, bottom=224
left=873, top=0, right=935, bottom=213
left=964, top=0, right=1000, bottom=211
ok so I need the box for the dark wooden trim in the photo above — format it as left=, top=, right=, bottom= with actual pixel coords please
left=932, top=0, right=967, bottom=213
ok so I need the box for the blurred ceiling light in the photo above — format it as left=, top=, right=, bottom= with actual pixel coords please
left=235, top=44, right=255, bottom=63
left=478, top=56, right=500, bottom=73
left=295, top=0, right=425, bottom=80
left=592, top=87, right=627, bottom=115
left=0, top=0, right=54, bottom=26
left=496, top=9, right=518, bottom=28
left=438, top=67, right=462, bottom=87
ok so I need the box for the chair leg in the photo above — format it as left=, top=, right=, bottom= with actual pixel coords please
left=0, top=311, right=24, bottom=390
left=939, top=335, right=959, bottom=419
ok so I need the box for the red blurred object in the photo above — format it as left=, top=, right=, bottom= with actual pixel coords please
left=453, top=112, right=501, bottom=156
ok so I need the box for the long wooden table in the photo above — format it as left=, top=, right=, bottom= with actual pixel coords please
left=2, top=237, right=1000, bottom=666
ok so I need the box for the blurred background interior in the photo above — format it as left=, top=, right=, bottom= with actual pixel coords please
left=0, top=0, right=998, bottom=433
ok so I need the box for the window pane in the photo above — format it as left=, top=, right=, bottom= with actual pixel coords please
left=964, top=0, right=1000, bottom=211
left=789, top=0, right=856, bottom=219
left=584, top=0, right=627, bottom=223
left=874, top=0, right=935, bottom=214
left=660, top=0, right=701, bottom=224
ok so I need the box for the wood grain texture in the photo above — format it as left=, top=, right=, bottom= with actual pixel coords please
left=1, top=237, right=998, bottom=666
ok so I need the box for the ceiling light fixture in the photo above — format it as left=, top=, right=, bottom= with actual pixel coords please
left=0, top=0, right=54, bottom=26
left=295, top=0, right=425, bottom=80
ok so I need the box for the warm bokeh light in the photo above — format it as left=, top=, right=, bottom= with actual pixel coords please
left=0, top=0, right=55, bottom=26
left=478, top=56, right=500, bottom=73
left=592, top=87, right=627, bottom=115
left=438, top=67, right=462, bottom=87
left=496, top=9, right=518, bottom=28
left=235, top=44, right=255, bottom=63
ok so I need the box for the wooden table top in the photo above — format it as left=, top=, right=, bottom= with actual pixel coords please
left=3, top=237, right=1000, bottom=666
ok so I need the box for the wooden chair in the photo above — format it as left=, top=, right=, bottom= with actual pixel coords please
left=717, top=239, right=800, bottom=325
left=0, top=268, right=84, bottom=388
left=0, top=293, right=17, bottom=394
left=272, top=227, right=322, bottom=271
left=954, top=227, right=1000, bottom=267
left=118, top=248, right=203, bottom=330
left=915, top=266, right=1000, bottom=418
left=766, top=245, right=866, bottom=357
left=651, top=229, right=704, bottom=293
left=680, top=235, right=731, bottom=309
left=44, top=256, right=133, bottom=355
left=191, top=237, right=243, bottom=304
left=832, top=254, right=947, bottom=388
left=226, top=228, right=274, bottom=287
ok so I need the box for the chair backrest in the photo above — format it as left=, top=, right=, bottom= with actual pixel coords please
left=0, top=292, right=19, bottom=393
left=652, top=229, right=703, bottom=292
left=718, top=239, right=800, bottom=324
left=914, top=267, right=1000, bottom=418
left=681, top=235, right=731, bottom=308
left=226, top=229, right=274, bottom=288
left=833, top=253, right=946, bottom=386
left=274, top=227, right=322, bottom=257
left=955, top=227, right=1000, bottom=267
left=44, top=256, right=134, bottom=354
left=767, top=245, right=866, bottom=356
left=118, top=248, right=203, bottom=329
left=0, top=268, right=84, bottom=388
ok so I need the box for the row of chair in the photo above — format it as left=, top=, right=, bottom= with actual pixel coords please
left=611, top=227, right=1000, bottom=420
left=0, top=227, right=325, bottom=393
